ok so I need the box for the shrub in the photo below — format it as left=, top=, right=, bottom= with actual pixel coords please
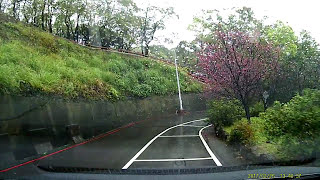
left=131, top=84, right=152, bottom=97
left=250, top=101, right=265, bottom=117
left=208, top=98, right=245, bottom=128
left=262, top=89, right=320, bottom=139
left=261, top=89, right=320, bottom=159
left=228, top=119, right=255, bottom=146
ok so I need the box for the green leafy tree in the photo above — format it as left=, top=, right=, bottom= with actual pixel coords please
left=97, top=0, right=139, bottom=49
left=139, top=6, right=176, bottom=56
left=265, top=23, right=320, bottom=102
left=149, top=44, right=174, bottom=60
left=189, top=7, right=265, bottom=43
left=175, top=40, right=197, bottom=68
left=0, top=0, right=5, bottom=12
left=265, top=21, right=298, bottom=57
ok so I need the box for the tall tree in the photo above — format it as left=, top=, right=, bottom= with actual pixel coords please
left=0, top=0, right=5, bottom=12
left=11, top=0, right=22, bottom=19
left=197, top=30, right=279, bottom=121
left=189, top=7, right=265, bottom=44
left=139, top=6, right=176, bottom=56
left=175, top=40, right=198, bottom=68
left=295, top=30, right=320, bottom=91
left=97, top=0, right=139, bottom=49
left=265, top=22, right=320, bottom=102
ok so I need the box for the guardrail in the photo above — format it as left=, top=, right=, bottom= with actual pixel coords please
left=67, top=41, right=207, bottom=85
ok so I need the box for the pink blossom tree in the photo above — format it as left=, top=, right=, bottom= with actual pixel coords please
left=197, top=30, right=279, bottom=121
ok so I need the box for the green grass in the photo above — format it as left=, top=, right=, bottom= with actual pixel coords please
left=0, top=20, right=202, bottom=100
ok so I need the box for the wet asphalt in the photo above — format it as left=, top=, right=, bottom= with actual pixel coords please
left=33, top=111, right=243, bottom=170
left=2, top=112, right=320, bottom=179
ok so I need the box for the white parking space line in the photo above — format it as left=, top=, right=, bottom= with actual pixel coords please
left=122, top=118, right=207, bottom=169
left=199, top=125, right=223, bottom=166
left=159, top=135, right=199, bottom=138
left=179, top=125, right=206, bottom=128
left=134, top=157, right=212, bottom=162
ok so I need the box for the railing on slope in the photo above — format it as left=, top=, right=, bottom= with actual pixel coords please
left=67, top=41, right=207, bottom=85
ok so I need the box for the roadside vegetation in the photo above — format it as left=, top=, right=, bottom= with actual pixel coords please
left=0, top=19, right=202, bottom=100
left=221, top=89, right=320, bottom=161
left=195, top=7, right=320, bottom=162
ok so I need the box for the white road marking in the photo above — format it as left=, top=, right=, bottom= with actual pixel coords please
left=122, top=118, right=207, bottom=169
left=134, top=157, right=212, bottom=162
left=199, top=125, right=223, bottom=166
left=29, top=128, right=47, bottom=132
left=159, top=135, right=199, bottom=138
left=179, top=125, right=206, bottom=128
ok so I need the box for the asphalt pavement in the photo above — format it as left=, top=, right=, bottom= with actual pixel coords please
left=34, top=111, right=242, bottom=169
left=1, top=111, right=245, bottom=179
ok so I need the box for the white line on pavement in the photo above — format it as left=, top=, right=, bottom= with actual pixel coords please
left=199, top=125, right=222, bottom=166
left=179, top=125, right=206, bottom=128
left=159, top=135, right=199, bottom=138
left=122, top=118, right=207, bottom=169
left=134, top=157, right=212, bottom=162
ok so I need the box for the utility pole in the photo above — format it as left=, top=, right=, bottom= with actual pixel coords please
left=174, top=50, right=184, bottom=113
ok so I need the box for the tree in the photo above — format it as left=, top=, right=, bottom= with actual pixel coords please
left=149, top=45, right=174, bottom=60
left=175, top=41, right=197, bottom=68
left=265, top=22, right=320, bottom=102
left=97, top=0, right=139, bottom=49
left=139, top=6, right=176, bottom=56
left=265, top=21, right=298, bottom=57
left=295, top=30, right=320, bottom=91
left=1, top=0, right=176, bottom=52
left=0, top=0, right=5, bottom=12
left=189, top=7, right=265, bottom=44
left=198, top=30, right=279, bottom=121
left=11, top=0, right=22, bottom=19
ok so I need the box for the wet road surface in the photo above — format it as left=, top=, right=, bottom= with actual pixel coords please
left=2, top=112, right=319, bottom=179
left=34, top=111, right=242, bottom=170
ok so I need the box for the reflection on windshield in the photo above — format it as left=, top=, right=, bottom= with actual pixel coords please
left=0, top=0, right=319, bottom=178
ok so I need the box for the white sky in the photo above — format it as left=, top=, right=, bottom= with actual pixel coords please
left=134, top=0, right=320, bottom=48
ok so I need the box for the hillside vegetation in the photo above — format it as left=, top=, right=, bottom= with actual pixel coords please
left=0, top=17, right=202, bottom=100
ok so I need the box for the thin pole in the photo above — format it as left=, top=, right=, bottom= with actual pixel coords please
left=174, top=51, right=183, bottom=111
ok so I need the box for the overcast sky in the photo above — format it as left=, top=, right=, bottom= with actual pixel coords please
left=134, top=0, right=320, bottom=48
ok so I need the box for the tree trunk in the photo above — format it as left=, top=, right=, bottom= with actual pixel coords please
left=0, top=0, right=2, bottom=12
left=144, top=45, right=149, bottom=57
left=244, top=104, right=251, bottom=122
left=12, top=1, right=17, bottom=19
left=65, top=12, right=71, bottom=39
left=41, top=0, right=46, bottom=30
left=241, top=99, right=251, bottom=122
left=74, top=14, right=80, bottom=42
left=141, top=43, right=144, bottom=55
left=47, top=0, right=53, bottom=33
left=48, top=17, right=53, bottom=33
left=32, top=3, right=37, bottom=25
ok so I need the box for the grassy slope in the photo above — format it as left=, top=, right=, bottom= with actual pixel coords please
left=0, top=18, right=202, bottom=100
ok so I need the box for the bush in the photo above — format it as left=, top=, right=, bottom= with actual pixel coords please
left=208, top=98, right=244, bottom=128
left=261, top=89, right=320, bottom=159
left=262, top=89, right=320, bottom=139
left=228, top=119, right=255, bottom=146
left=250, top=101, right=265, bottom=117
